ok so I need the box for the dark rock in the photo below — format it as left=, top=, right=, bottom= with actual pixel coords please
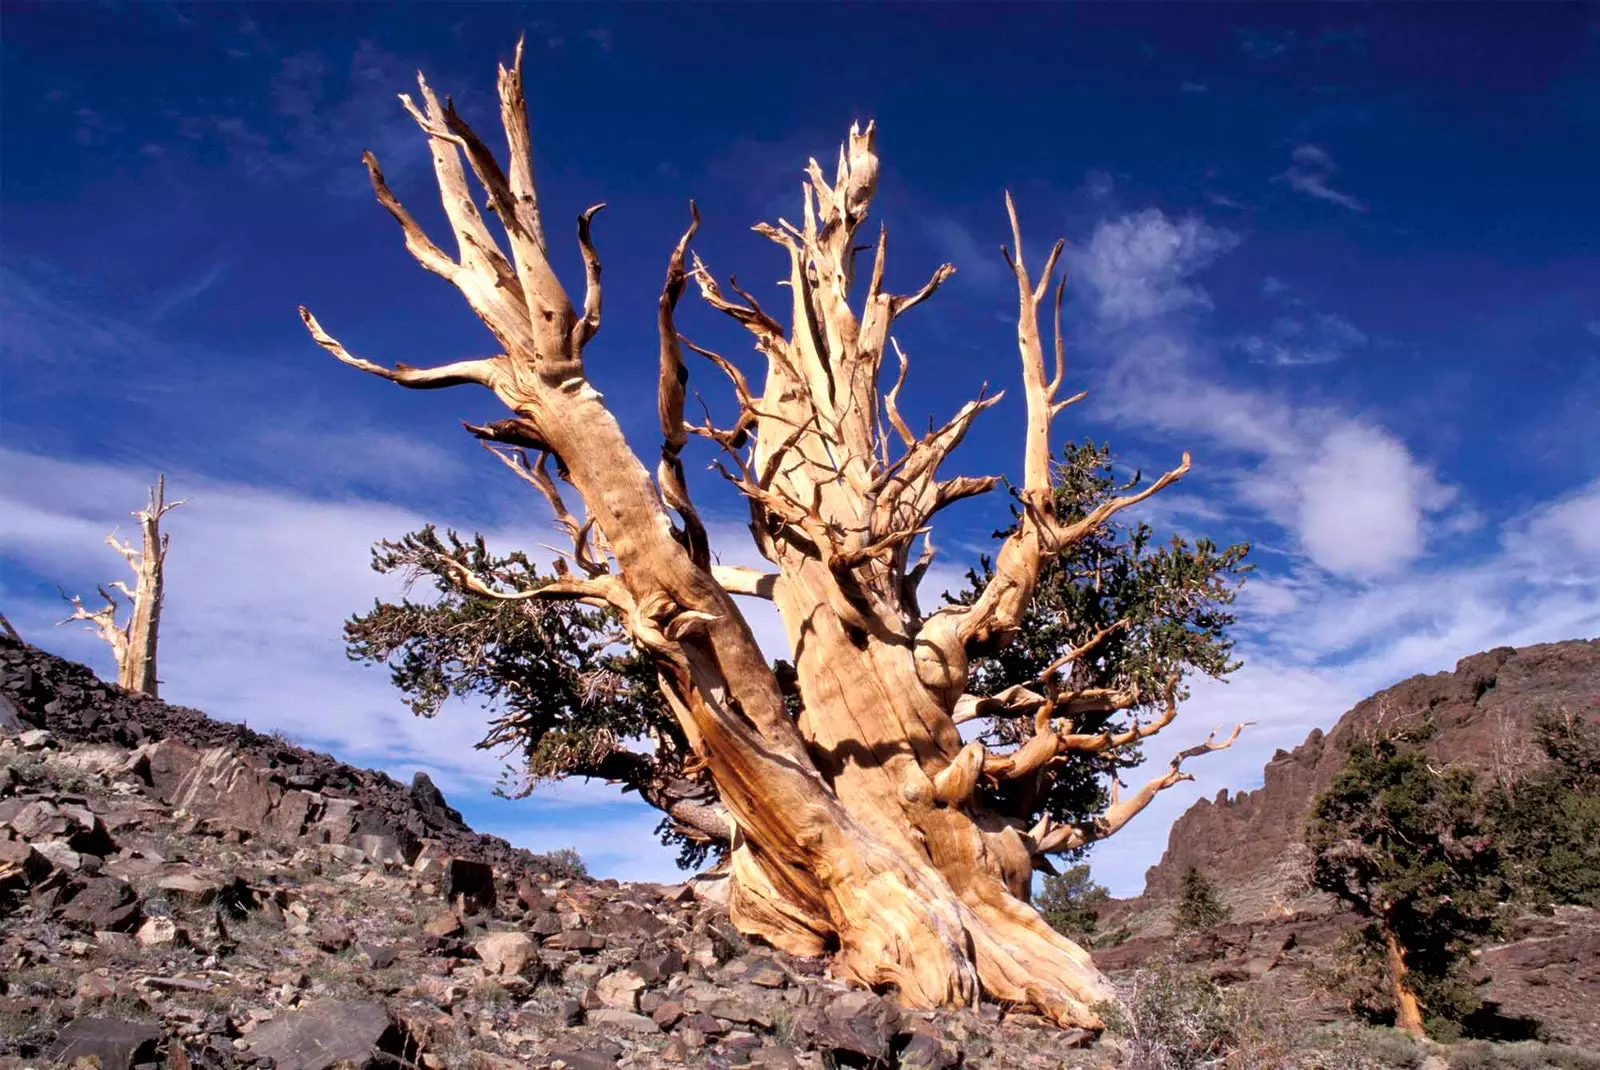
left=897, top=1032, right=958, bottom=1070
left=807, top=990, right=901, bottom=1063
left=0, top=693, right=25, bottom=734
left=651, top=999, right=685, bottom=1030
left=49, top=1017, right=163, bottom=1070
left=245, top=999, right=401, bottom=1070
left=546, top=1047, right=621, bottom=1070
left=634, top=948, right=686, bottom=983
left=362, top=943, right=400, bottom=969
left=545, top=930, right=605, bottom=952
left=58, top=876, right=141, bottom=932
left=409, top=771, right=463, bottom=828
left=733, top=956, right=787, bottom=988
left=314, top=921, right=355, bottom=952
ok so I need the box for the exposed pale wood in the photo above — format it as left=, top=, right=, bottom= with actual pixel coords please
left=304, top=44, right=1230, bottom=1029
left=60, top=476, right=183, bottom=697
left=1385, top=925, right=1427, bottom=1037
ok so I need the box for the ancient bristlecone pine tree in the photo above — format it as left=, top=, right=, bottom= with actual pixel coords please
left=62, top=476, right=184, bottom=698
left=302, top=43, right=1247, bottom=1028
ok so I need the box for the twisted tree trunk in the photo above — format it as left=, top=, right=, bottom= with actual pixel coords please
left=301, top=42, right=1243, bottom=1027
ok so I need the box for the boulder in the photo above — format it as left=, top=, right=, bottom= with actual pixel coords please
left=0, top=693, right=25, bottom=734
left=474, top=931, right=536, bottom=978
left=49, top=1017, right=162, bottom=1070
left=245, top=998, right=400, bottom=1070
left=166, top=746, right=282, bottom=837
left=594, top=968, right=646, bottom=1011
left=156, top=867, right=226, bottom=907
left=58, top=876, right=141, bottom=932
left=410, top=771, right=464, bottom=828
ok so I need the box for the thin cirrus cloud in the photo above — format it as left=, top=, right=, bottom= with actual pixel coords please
left=1277, top=144, right=1367, bottom=213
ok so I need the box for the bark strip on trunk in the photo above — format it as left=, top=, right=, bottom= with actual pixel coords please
left=1383, top=924, right=1426, bottom=1038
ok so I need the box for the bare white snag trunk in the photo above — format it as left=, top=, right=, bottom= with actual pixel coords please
left=62, top=475, right=184, bottom=698
left=302, top=43, right=1245, bottom=1028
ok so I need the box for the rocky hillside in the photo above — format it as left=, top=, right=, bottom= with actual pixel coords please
left=6, top=633, right=1599, bottom=1069
left=0, top=634, right=1111, bottom=1070
left=1118, top=639, right=1600, bottom=924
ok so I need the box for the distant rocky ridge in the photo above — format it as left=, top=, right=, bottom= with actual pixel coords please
left=1116, top=639, right=1600, bottom=927
left=1096, top=638, right=1600, bottom=1048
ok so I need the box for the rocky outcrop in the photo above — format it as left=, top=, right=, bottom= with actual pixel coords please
left=1120, top=639, right=1600, bottom=922
left=0, top=634, right=581, bottom=882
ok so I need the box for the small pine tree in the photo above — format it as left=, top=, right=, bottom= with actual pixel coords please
left=1307, top=725, right=1505, bottom=1038
left=1174, top=865, right=1230, bottom=934
left=1037, top=864, right=1111, bottom=945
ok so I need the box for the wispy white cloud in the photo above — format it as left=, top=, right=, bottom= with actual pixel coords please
left=922, top=217, right=1009, bottom=292
left=1064, top=204, right=1600, bottom=894
left=1239, top=311, right=1368, bottom=367
left=1080, top=208, right=1453, bottom=580
left=1278, top=143, right=1367, bottom=213
left=1072, top=209, right=1238, bottom=324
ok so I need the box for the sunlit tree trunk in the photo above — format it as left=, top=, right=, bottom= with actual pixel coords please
left=301, top=43, right=1244, bottom=1028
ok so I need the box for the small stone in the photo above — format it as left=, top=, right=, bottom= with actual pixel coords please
left=314, top=920, right=356, bottom=952
left=651, top=999, right=685, bottom=1030
left=35, top=840, right=84, bottom=872
left=75, top=973, right=117, bottom=1004
left=59, top=876, right=141, bottom=932
left=136, top=916, right=182, bottom=948
left=737, top=957, right=787, bottom=988
left=473, top=931, right=535, bottom=978
left=156, top=869, right=227, bottom=908
left=246, top=999, right=398, bottom=1070
left=585, top=1007, right=660, bottom=1034
left=634, top=948, right=686, bottom=983
left=548, top=1050, right=621, bottom=1070
left=898, top=1033, right=958, bottom=1070
left=423, top=909, right=462, bottom=940
left=545, top=929, right=604, bottom=952
left=50, top=1018, right=161, bottom=1070
left=594, top=968, right=646, bottom=1011
left=683, top=1013, right=728, bottom=1036
left=18, top=728, right=55, bottom=750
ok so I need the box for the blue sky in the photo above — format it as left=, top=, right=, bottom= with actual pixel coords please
left=3, top=4, right=1598, bottom=894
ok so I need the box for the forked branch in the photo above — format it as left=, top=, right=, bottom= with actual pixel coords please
left=1032, top=720, right=1252, bottom=856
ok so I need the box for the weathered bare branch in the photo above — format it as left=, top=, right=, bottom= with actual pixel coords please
left=1035, top=721, right=1252, bottom=855
left=711, top=565, right=780, bottom=599
left=657, top=205, right=710, bottom=568
left=572, top=203, right=607, bottom=350
left=300, top=309, right=500, bottom=390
